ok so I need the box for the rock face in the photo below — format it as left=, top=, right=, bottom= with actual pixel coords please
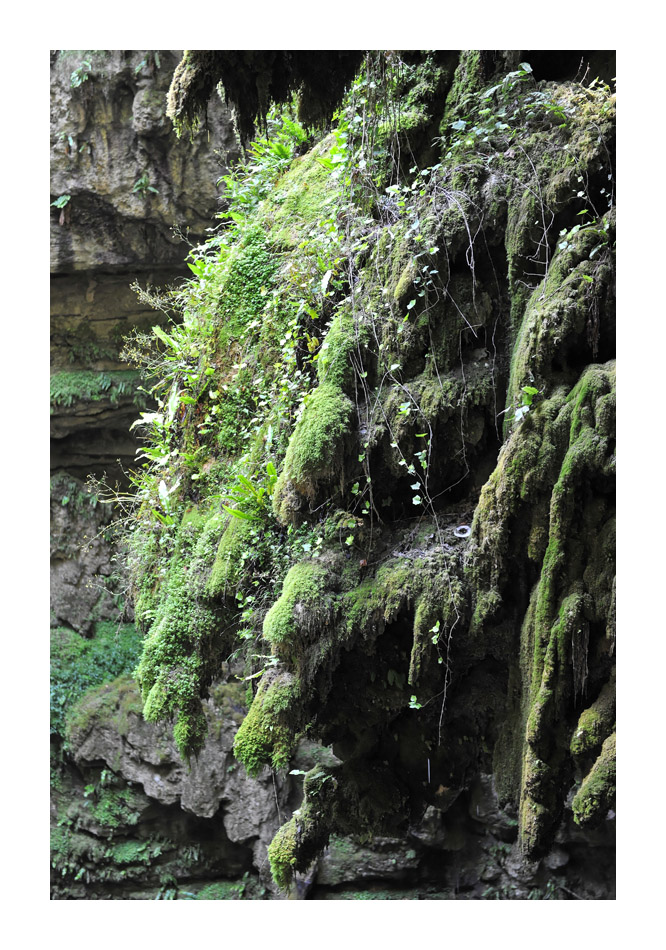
left=55, top=671, right=614, bottom=900
left=51, top=50, right=616, bottom=901
left=50, top=49, right=237, bottom=276
left=59, top=677, right=289, bottom=897
left=50, top=50, right=239, bottom=630
left=117, top=50, right=616, bottom=898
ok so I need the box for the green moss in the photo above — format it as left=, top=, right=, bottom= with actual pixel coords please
left=266, top=137, right=338, bottom=247
left=232, top=671, right=300, bottom=775
left=571, top=671, right=615, bottom=758
left=317, top=311, right=368, bottom=394
left=263, top=561, right=332, bottom=652
left=273, top=382, right=354, bottom=519
left=85, top=786, right=142, bottom=832
left=440, top=50, right=484, bottom=130
left=134, top=506, right=233, bottom=761
left=572, top=732, right=616, bottom=826
left=267, top=817, right=299, bottom=891
left=468, top=363, right=615, bottom=856
left=216, top=227, right=280, bottom=352
left=207, top=516, right=256, bottom=601
left=109, top=840, right=152, bottom=866
left=196, top=880, right=247, bottom=900
left=267, top=765, right=338, bottom=891
left=51, top=623, right=142, bottom=738
left=120, top=54, right=615, bottom=870
left=506, top=227, right=614, bottom=421
left=66, top=675, right=143, bottom=745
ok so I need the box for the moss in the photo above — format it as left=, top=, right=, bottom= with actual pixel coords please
left=267, top=765, right=338, bottom=891
left=216, top=227, right=280, bottom=352
left=263, top=561, right=332, bottom=652
left=266, top=137, right=338, bottom=248
left=85, top=786, right=142, bottom=832
left=273, top=382, right=354, bottom=519
left=440, top=50, right=485, bottom=130
left=468, top=363, right=615, bottom=856
left=506, top=226, right=614, bottom=421
left=167, top=50, right=363, bottom=143
left=51, top=623, right=142, bottom=738
left=207, top=516, right=256, bottom=601
left=572, top=732, right=616, bottom=827
left=267, top=817, right=299, bottom=891
left=121, top=54, right=615, bottom=873
left=232, top=671, right=300, bottom=775
left=571, top=670, right=616, bottom=758
left=196, top=880, right=247, bottom=900
left=66, top=675, right=143, bottom=745
left=134, top=506, right=233, bottom=760
left=317, top=311, right=368, bottom=395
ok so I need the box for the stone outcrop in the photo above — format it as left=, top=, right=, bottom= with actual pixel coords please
left=55, top=671, right=614, bottom=899
left=50, top=50, right=239, bottom=629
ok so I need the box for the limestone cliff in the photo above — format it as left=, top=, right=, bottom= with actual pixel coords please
left=51, top=50, right=615, bottom=901
left=50, top=50, right=238, bottom=631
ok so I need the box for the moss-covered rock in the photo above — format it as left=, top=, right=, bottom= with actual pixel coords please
left=232, top=670, right=300, bottom=776
left=119, top=51, right=616, bottom=893
left=572, top=732, right=616, bottom=827
left=273, top=383, right=354, bottom=520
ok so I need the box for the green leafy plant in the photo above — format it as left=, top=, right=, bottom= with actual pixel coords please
left=222, top=463, right=278, bottom=522
left=133, top=173, right=159, bottom=198
left=514, top=385, right=540, bottom=422
left=50, top=623, right=142, bottom=738
left=70, top=59, right=92, bottom=88
left=51, top=194, right=71, bottom=209
left=135, top=51, right=161, bottom=75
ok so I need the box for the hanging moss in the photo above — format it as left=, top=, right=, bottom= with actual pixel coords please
left=570, top=670, right=615, bottom=758
left=273, top=383, right=354, bottom=520
left=134, top=507, right=233, bottom=761
left=207, top=516, right=257, bottom=602
left=232, top=670, right=301, bottom=776
left=572, top=732, right=616, bottom=827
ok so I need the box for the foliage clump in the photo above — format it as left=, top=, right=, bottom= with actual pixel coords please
left=51, top=623, right=142, bottom=738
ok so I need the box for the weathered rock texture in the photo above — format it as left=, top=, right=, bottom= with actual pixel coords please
left=50, top=50, right=239, bottom=630
left=51, top=50, right=616, bottom=902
